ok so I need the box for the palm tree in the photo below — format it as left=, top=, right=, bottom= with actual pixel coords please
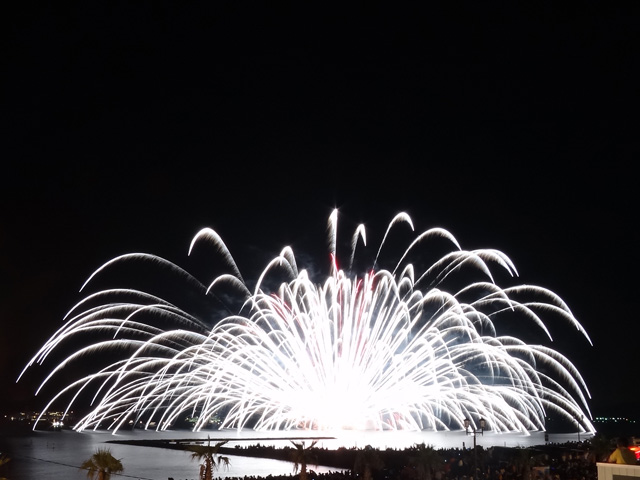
left=409, top=443, right=444, bottom=480
left=187, top=436, right=230, bottom=480
left=80, top=448, right=124, bottom=480
left=353, top=445, right=384, bottom=480
left=290, top=440, right=318, bottom=480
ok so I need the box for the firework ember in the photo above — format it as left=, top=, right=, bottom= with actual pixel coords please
left=20, top=210, right=594, bottom=434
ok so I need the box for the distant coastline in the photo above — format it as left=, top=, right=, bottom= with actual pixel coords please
left=106, top=436, right=350, bottom=469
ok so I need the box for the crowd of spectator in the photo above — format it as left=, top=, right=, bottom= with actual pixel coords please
left=170, top=437, right=638, bottom=480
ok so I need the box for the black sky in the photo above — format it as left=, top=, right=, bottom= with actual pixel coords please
left=2, top=3, right=639, bottom=419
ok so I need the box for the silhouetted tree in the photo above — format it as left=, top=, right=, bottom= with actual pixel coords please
left=409, top=443, right=444, bottom=480
left=80, top=448, right=124, bottom=480
left=354, top=445, right=384, bottom=480
left=290, top=440, right=318, bottom=480
left=187, top=437, right=230, bottom=480
left=511, top=447, right=535, bottom=480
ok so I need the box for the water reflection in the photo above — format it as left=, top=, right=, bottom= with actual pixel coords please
left=1, top=429, right=591, bottom=480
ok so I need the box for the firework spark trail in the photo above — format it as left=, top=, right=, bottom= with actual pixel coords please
left=19, top=210, right=595, bottom=435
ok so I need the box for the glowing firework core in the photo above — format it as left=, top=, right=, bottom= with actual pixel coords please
left=20, top=211, right=595, bottom=434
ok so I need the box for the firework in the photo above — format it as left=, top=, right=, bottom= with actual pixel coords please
left=20, top=211, right=594, bottom=434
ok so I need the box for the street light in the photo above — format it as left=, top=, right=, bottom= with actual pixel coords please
left=464, top=418, right=485, bottom=479
left=574, top=414, right=583, bottom=442
left=464, top=417, right=486, bottom=439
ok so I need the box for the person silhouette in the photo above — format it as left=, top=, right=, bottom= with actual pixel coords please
left=607, top=437, right=637, bottom=464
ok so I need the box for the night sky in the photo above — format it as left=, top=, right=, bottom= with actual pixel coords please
left=2, top=4, right=638, bottom=421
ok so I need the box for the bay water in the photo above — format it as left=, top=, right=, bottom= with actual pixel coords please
left=0, top=428, right=587, bottom=480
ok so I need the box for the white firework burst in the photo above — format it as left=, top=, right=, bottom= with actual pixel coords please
left=20, top=210, right=594, bottom=434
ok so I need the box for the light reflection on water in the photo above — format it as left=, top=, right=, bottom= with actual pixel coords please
left=1, top=429, right=590, bottom=480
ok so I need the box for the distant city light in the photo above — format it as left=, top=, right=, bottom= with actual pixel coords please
left=594, top=416, right=637, bottom=423
left=20, top=210, right=595, bottom=434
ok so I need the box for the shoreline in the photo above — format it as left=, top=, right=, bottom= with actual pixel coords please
left=103, top=435, right=612, bottom=472
left=107, top=435, right=336, bottom=445
left=106, top=436, right=350, bottom=468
